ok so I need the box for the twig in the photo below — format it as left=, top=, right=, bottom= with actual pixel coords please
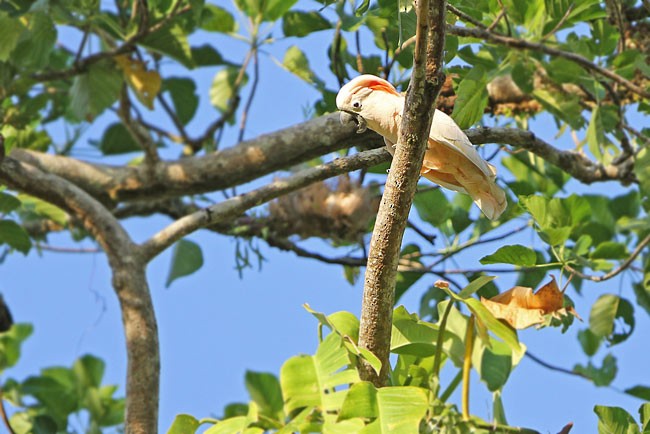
left=156, top=92, right=190, bottom=144
left=74, top=27, right=90, bottom=63
left=541, top=3, right=575, bottom=41
left=525, top=351, right=589, bottom=379
left=448, top=25, right=650, bottom=99
left=446, top=4, right=487, bottom=29
left=238, top=49, right=260, bottom=143
left=36, top=243, right=101, bottom=253
left=140, top=149, right=389, bottom=262
left=487, top=10, right=506, bottom=32
left=190, top=95, right=240, bottom=152
left=263, top=235, right=367, bottom=266
left=407, top=220, right=437, bottom=244
left=355, top=31, right=364, bottom=73
left=430, top=223, right=530, bottom=268
left=0, top=386, right=15, bottom=434
left=31, top=4, right=192, bottom=82
left=564, top=233, right=650, bottom=282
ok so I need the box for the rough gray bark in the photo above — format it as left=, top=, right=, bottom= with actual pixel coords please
left=357, top=0, right=448, bottom=386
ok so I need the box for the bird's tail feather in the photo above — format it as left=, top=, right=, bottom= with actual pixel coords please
left=468, top=180, right=507, bottom=220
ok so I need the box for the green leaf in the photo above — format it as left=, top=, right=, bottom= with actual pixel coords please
left=93, top=123, right=140, bottom=155
left=624, top=386, right=650, bottom=401
left=69, top=62, right=123, bottom=121
left=354, top=0, right=370, bottom=16
left=0, top=193, right=21, bottom=213
left=474, top=339, right=515, bottom=392
left=200, top=5, right=236, bottom=32
left=587, top=106, right=606, bottom=163
left=575, top=353, right=617, bottom=387
left=282, top=11, right=331, bottom=37
left=264, top=0, right=299, bottom=21
left=451, top=66, right=489, bottom=129
left=640, top=402, right=650, bottom=431
left=245, top=371, right=283, bottom=421
left=165, top=239, right=204, bottom=287
left=12, top=13, right=57, bottom=69
left=594, top=405, right=640, bottom=434
left=17, top=194, right=68, bottom=226
left=636, top=148, right=650, bottom=211
left=609, top=191, right=640, bottom=220
left=164, top=78, right=199, bottom=125
left=280, top=333, right=359, bottom=419
left=633, top=282, right=650, bottom=317
left=338, top=382, right=428, bottom=432
left=191, top=45, right=225, bottom=66
left=458, top=275, right=497, bottom=299
left=413, top=188, right=451, bottom=226
left=438, top=286, right=523, bottom=357
left=590, top=241, right=628, bottom=260
left=578, top=328, right=601, bottom=357
left=0, top=220, right=31, bottom=254
left=282, top=45, right=322, bottom=86
left=391, top=306, right=438, bottom=357
left=532, top=89, right=584, bottom=130
left=141, top=25, right=194, bottom=68
left=480, top=244, right=537, bottom=267
left=166, top=414, right=200, bottom=434
left=0, top=323, right=33, bottom=371
left=74, top=355, right=105, bottom=389
left=589, top=294, right=635, bottom=344
left=0, top=14, right=25, bottom=61
left=210, top=67, right=247, bottom=112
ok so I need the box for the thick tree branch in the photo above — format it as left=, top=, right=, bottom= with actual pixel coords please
left=140, top=149, right=388, bottom=262
left=0, top=156, right=159, bottom=434
left=12, top=114, right=376, bottom=204
left=465, top=127, right=637, bottom=184
left=448, top=25, right=650, bottom=99
left=358, top=0, right=447, bottom=386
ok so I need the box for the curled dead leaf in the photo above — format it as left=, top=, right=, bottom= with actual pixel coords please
left=481, top=276, right=582, bottom=330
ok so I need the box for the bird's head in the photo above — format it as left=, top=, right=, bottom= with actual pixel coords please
left=336, top=75, right=401, bottom=134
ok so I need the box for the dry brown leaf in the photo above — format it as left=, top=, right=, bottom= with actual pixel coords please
left=481, top=276, right=581, bottom=330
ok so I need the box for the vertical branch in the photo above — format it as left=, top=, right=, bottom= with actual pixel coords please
left=0, top=157, right=160, bottom=434
left=357, top=0, right=447, bottom=386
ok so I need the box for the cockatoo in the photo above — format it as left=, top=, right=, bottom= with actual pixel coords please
left=336, top=74, right=507, bottom=220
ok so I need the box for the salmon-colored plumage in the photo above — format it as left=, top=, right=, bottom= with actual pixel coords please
left=336, top=75, right=506, bottom=220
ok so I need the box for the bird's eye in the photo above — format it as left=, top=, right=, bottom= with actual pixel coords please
left=353, top=101, right=361, bottom=109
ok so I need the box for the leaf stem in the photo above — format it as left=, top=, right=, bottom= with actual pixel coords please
left=462, top=315, right=475, bottom=420
left=432, top=299, right=454, bottom=390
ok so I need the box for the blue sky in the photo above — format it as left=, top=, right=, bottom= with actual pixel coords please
left=2, top=1, right=648, bottom=432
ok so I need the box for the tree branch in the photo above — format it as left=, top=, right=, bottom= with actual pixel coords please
left=465, top=127, right=637, bottom=184
left=11, top=113, right=378, bottom=204
left=358, top=0, right=447, bottom=386
left=0, top=156, right=160, bottom=434
left=448, top=25, right=650, bottom=99
left=139, top=149, right=388, bottom=262
left=564, top=233, right=650, bottom=282
left=30, top=4, right=192, bottom=82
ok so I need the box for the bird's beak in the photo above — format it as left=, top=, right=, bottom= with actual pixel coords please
left=340, top=111, right=367, bottom=134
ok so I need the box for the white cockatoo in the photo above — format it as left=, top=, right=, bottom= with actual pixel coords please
left=336, top=74, right=507, bottom=220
